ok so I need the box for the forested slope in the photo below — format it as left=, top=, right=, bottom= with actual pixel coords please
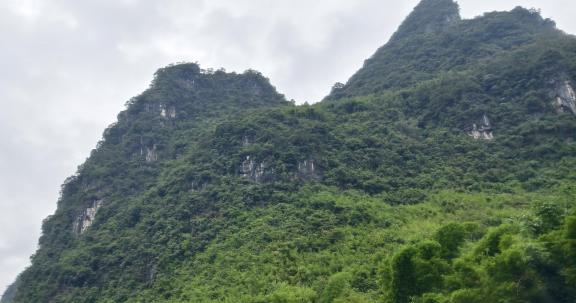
left=4, top=0, right=576, bottom=302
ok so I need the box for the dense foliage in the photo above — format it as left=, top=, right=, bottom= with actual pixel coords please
left=3, top=0, right=576, bottom=302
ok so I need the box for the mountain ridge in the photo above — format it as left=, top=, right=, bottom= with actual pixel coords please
left=3, top=1, right=576, bottom=302
left=327, top=3, right=558, bottom=101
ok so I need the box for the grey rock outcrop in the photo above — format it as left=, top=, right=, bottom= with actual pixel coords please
left=145, top=145, right=158, bottom=162
left=72, top=199, right=104, bottom=235
left=240, top=156, right=267, bottom=182
left=144, top=103, right=177, bottom=119
left=469, top=114, right=494, bottom=140
left=160, top=104, right=177, bottom=118
left=554, top=80, right=576, bottom=115
left=297, top=159, right=322, bottom=181
left=189, top=181, right=208, bottom=192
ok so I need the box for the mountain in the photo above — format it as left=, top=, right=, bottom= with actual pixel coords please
left=4, top=1, right=576, bottom=302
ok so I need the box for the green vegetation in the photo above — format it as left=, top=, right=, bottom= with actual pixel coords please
left=3, top=0, right=576, bottom=302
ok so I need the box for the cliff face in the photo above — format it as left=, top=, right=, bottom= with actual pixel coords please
left=555, top=80, right=576, bottom=115
left=4, top=1, right=576, bottom=302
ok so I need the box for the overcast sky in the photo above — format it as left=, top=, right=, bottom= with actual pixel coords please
left=1, top=0, right=575, bottom=294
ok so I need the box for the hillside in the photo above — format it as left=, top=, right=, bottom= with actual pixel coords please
left=3, top=0, right=576, bottom=302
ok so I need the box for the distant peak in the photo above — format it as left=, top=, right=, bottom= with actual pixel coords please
left=390, top=0, right=460, bottom=42
left=122, top=62, right=287, bottom=118
left=149, top=63, right=276, bottom=95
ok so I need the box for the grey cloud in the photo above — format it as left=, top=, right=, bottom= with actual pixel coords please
left=1, top=0, right=574, bottom=294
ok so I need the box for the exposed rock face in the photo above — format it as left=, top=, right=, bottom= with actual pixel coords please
left=146, top=145, right=158, bottom=162
left=72, top=199, right=104, bottom=235
left=240, top=156, right=267, bottom=182
left=469, top=114, right=494, bottom=140
left=160, top=104, right=177, bottom=118
left=189, top=181, right=208, bottom=192
left=239, top=156, right=322, bottom=183
left=138, top=138, right=159, bottom=162
left=297, top=159, right=322, bottom=181
left=145, top=103, right=176, bottom=118
left=554, top=81, right=576, bottom=115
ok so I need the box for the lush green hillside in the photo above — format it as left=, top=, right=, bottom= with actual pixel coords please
left=4, top=0, right=576, bottom=302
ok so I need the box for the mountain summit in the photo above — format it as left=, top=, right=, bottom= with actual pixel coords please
left=327, top=3, right=558, bottom=101
left=3, top=1, right=576, bottom=302
left=390, top=0, right=460, bottom=42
